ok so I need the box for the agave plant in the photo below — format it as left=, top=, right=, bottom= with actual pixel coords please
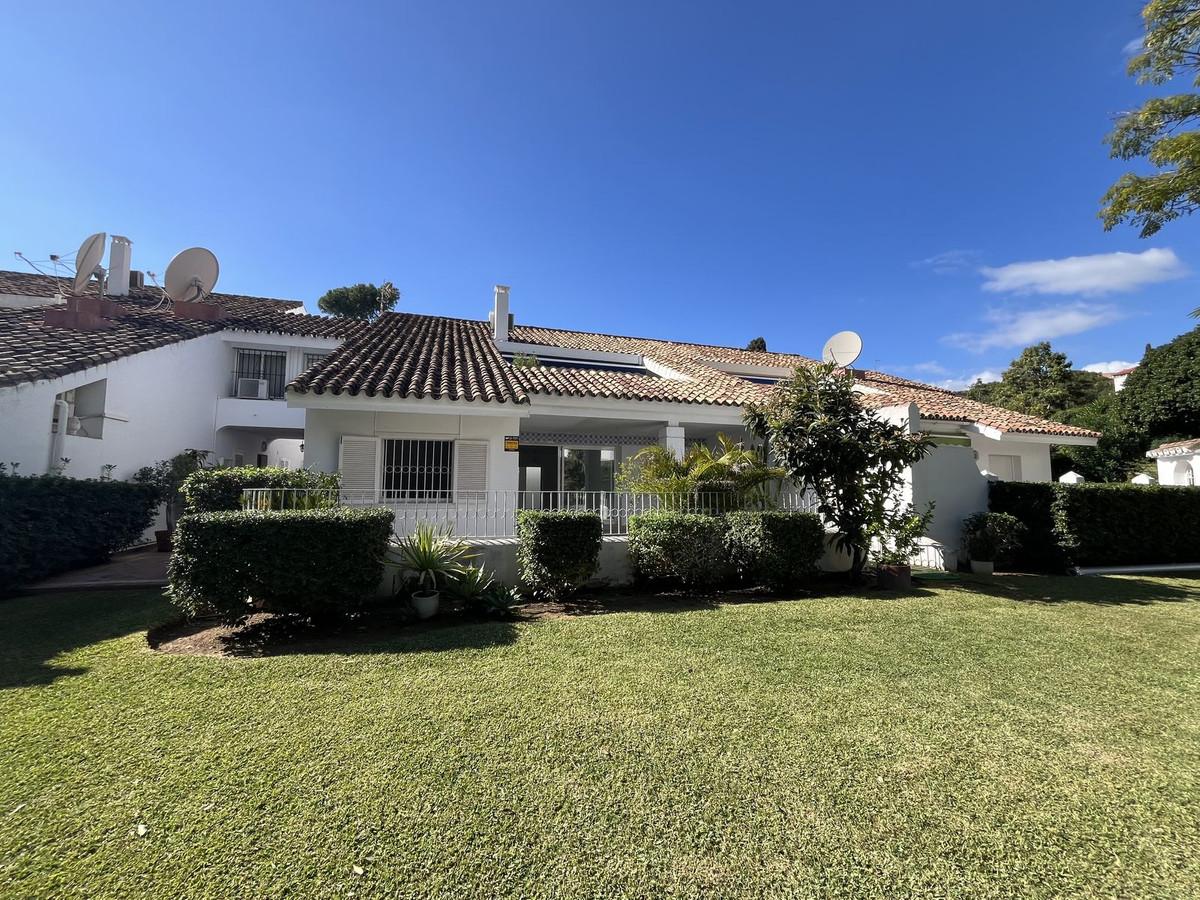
left=388, top=523, right=475, bottom=594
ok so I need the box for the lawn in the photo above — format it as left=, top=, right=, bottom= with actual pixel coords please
left=2, top=576, right=1199, bottom=899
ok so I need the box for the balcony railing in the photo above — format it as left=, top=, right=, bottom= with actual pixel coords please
left=240, top=488, right=820, bottom=539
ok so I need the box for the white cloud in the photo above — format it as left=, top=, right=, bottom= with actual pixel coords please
left=910, top=361, right=950, bottom=376
left=943, top=303, right=1124, bottom=352
left=934, top=370, right=1003, bottom=391
left=980, top=248, right=1186, bottom=297
left=1081, top=359, right=1138, bottom=374
left=1123, top=36, right=1144, bottom=55
left=912, top=249, right=981, bottom=274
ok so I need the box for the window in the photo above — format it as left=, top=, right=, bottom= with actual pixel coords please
left=382, top=439, right=454, bottom=500
left=987, top=454, right=1022, bottom=482
left=303, top=351, right=330, bottom=370
left=52, top=379, right=108, bottom=440
left=233, top=349, right=287, bottom=398
left=562, top=447, right=615, bottom=492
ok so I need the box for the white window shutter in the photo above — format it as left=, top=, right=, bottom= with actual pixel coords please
left=454, top=440, right=488, bottom=494
left=338, top=436, right=380, bottom=501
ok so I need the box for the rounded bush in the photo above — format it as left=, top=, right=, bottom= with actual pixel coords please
left=167, top=506, right=394, bottom=623
left=180, top=467, right=341, bottom=514
left=515, top=510, right=601, bottom=599
left=725, top=510, right=824, bottom=591
left=629, top=511, right=729, bottom=589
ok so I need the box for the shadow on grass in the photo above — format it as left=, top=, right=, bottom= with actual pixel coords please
left=0, top=589, right=171, bottom=690
left=937, top=572, right=1200, bottom=606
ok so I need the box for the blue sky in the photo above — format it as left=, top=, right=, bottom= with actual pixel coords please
left=1, top=1, right=1194, bottom=387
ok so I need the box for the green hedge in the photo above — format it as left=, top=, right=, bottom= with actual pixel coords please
left=725, top=510, right=825, bottom=591
left=515, top=510, right=601, bottom=599
left=0, top=474, right=158, bottom=594
left=167, top=506, right=394, bottom=623
left=987, top=482, right=1066, bottom=571
left=180, top=467, right=341, bottom=513
left=628, top=511, right=729, bottom=589
left=990, top=481, right=1200, bottom=569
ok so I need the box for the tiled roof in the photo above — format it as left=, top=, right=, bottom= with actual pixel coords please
left=1147, top=438, right=1200, bottom=458
left=0, top=270, right=363, bottom=388
left=293, top=312, right=1100, bottom=438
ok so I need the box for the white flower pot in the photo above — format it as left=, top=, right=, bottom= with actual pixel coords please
left=411, top=590, right=440, bottom=619
left=970, top=560, right=994, bottom=576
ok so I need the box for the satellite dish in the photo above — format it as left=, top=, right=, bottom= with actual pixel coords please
left=71, top=232, right=107, bottom=296
left=164, top=247, right=220, bottom=303
left=822, top=330, right=863, bottom=368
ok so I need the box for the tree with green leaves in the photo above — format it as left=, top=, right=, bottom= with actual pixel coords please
left=1119, top=326, right=1200, bottom=438
left=1052, top=393, right=1144, bottom=482
left=316, top=281, right=399, bottom=320
left=965, top=342, right=1109, bottom=418
left=745, top=336, right=767, bottom=352
left=744, top=363, right=934, bottom=582
left=1101, top=1, right=1200, bottom=238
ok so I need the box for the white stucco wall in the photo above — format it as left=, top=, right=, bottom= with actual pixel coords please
left=1155, top=455, right=1199, bottom=486
left=967, top=433, right=1052, bottom=483
left=302, top=408, right=523, bottom=491
left=910, top=444, right=991, bottom=555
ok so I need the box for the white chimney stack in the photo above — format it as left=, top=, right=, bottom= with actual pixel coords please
left=108, top=236, right=132, bottom=296
left=492, top=284, right=511, bottom=343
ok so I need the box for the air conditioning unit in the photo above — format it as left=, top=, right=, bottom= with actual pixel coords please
left=236, top=377, right=269, bottom=399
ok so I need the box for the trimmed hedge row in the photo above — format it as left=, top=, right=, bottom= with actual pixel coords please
left=515, top=510, right=602, bottom=599
left=629, top=512, right=729, bottom=589
left=167, top=506, right=395, bottom=623
left=181, top=467, right=341, bottom=513
left=0, top=475, right=158, bottom=594
left=629, top=509, right=825, bottom=591
left=989, top=481, right=1200, bottom=569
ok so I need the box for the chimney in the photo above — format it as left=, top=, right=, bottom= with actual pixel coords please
left=491, top=284, right=511, bottom=343
left=108, top=236, right=131, bottom=296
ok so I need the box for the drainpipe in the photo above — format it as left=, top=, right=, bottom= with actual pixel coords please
left=49, top=398, right=69, bottom=471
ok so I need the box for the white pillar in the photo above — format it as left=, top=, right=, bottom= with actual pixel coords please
left=491, top=285, right=510, bottom=342
left=660, top=425, right=685, bottom=459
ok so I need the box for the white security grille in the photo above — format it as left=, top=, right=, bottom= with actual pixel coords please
left=383, top=439, right=454, bottom=501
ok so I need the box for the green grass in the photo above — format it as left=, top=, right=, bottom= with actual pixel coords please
left=2, top=576, right=1199, bottom=899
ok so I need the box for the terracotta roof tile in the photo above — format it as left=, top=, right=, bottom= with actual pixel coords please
left=294, top=313, right=1099, bottom=439
left=0, top=270, right=363, bottom=388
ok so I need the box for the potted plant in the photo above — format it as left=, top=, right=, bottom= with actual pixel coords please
left=961, top=512, right=1025, bottom=575
left=868, top=503, right=935, bottom=590
left=132, top=449, right=211, bottom=551
left=389, top=523, right=475, bottom=619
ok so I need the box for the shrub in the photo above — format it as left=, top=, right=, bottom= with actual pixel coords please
left=167, top=506, right=394, bottom=624
left=961, top=512, right=1025, bottom=562
left=180, top=467, right=340, bottom=513
left=1052, top=482, right=1200, bottom=566
left=987, top=481, right=1067, bottom=572
left=0, top=474, right=158, bottom=594
left=990, top=480, right=1200, bottom=569
left=628, top=511, right=729, bottom=589
left=515, top=510, right=601, bottom=599
left=725, top=510, right=824, bottom=591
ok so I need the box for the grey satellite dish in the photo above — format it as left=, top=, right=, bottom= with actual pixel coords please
left=164, top=247, right=220, bottom=303
left=822, top=330, right=863, bottom=368
left=71, top=232, right=107, bottom=296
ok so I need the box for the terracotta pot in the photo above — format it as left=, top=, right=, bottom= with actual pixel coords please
left=970, top=560, right=994, bottom=576
left=877, top=564, right=912, bottom=590
left=155, top=529, right=172, bottom=553
left=411, top=590, right=440, bottom=620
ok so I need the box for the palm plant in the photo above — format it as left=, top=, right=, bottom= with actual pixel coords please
left=618, top=432, right=785, bottom=509
left=388, top=523, right=475, bottom=596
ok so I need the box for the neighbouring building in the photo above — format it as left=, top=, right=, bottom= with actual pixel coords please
left=0, top=264, right=1100, bottom=556
left=1147, top=439, right=1200, bottom=486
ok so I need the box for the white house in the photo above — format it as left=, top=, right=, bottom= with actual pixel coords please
left=0, top=265, right=1100, bottom=556
left=1147, top=439, right=1200, bottom=486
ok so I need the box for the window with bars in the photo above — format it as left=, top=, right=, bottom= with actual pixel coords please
left=382, top=439, right=455, bottom=500
left=303, top=351, right=330, bottom=370
left=233, top=349, right=287, bottom=398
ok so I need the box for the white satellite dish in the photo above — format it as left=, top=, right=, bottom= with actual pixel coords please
left=164, top=247, right=220, bottom=303
left=71, top=232, right=107, bottom=296
left=822, top=330, right=863, bottom=368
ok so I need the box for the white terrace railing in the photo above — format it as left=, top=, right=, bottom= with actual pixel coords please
left=240, top=488, right=820, bottom=539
